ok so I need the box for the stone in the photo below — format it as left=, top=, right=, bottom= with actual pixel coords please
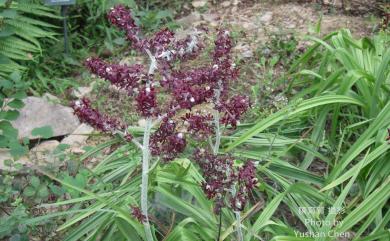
left=61, top=123, right=94, bottom=147
left=192, top=0, right=207, bottom=8
left=43, top=93, right=60, bottom=103
left=234, top=43, right=254, bottom=59
left=12, top=97, right=80, bottom=139
left=0, top=149, right=29, bottom=171
left=176, top=12, right=202, bottom=29
left=259, top=11, right=273, bottom=24
left=72, top=86, right=92, bottom=98
left=29, top=140, right=60, bottom=164
left=221, top=1, right=231, bottom=7
left=0, top=148, right=12, bottom=170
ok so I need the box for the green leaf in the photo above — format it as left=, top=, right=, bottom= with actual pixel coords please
left=0, top=110, right=20, bottom=121
left=336, top=178, right=390, bottom=233
left=248, top=193, right=285, bottom=236
left=115, top=217, right=142, bottom=241
left=30, top=176, right=40, bottom=188
left=7, top=99, right=24, bottom=109
left=31, top=126, right=53, bottom=139
left=9, top=142, right=27, bottom=157
left=37, top=186, right=49, bottom=199
left=225, top=95, right=363, bottom=151
left=23, top=186, right=36, bottom=197
left=0, top=120, right=18, bottom=138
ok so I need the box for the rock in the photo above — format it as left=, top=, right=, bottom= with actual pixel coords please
left=30, top=140, right=60, bottom=163
left=176, top=12, right=202, bottom=29
left=72, top=86, right=92, bottom=98
left=192, top=0, right=207, bottom=8
left=221, top=1, right=231, bottom=7
left=0, top=149, right=29, bottom=171
left=69, top=147, right=86, bottom=154
left=31, top=140, right=60, bottom=153
left=12, top=97, right=80, bottom=139
left=259, top=11, right=273, bottom=24
left=61, top=123, right=94, bottom=147
left=234, top=43, right=254, bottom=59
left=0, top=148, right=12, bottom=170
left=202, top=13, right=219, bottom=22
left=43, top=93, right=60, bottom=103
left=286, top=22, right=296, bottom=29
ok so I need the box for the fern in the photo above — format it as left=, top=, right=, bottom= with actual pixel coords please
left=0, top=1, right=58, bottom=76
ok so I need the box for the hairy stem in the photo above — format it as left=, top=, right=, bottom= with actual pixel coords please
left=213, top=80, right=222, bottom=155
left=141, top=118, right=154, bottom=241
left=235, top=211, right=243, bottom=241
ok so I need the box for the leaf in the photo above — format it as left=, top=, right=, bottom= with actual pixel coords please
left=7, top=99, right=24, bottom=109
left=0, top=110, right=19, bottom=121
left=115, top=217, right=142, bottom=241
left=225, top=95, right=363, bottom=151
left=0, top=120, right=18, bottom=138
left=37, top=186, right=49, bottom=199
left=23, top=186, right=36, bottom=197
left=30, top=176, right=40, bottom=188
left=248, top=193, right=285, bottom=236
left=336, top=177, right=390, bottom=233
left=31, top=126, right=53, bottom=139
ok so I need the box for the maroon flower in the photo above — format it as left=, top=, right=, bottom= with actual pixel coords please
left=182, top=113, right=214, bottom=138
left=213, top=29, right=233, bottom=61
left=219, top=95, right=250, bottom=128
left=193, top=149, right=235, bottom=212
left=85, top=57, right=144, bottom=93
left=131, top=206, right=146, bottom=223
left=150, top=118, right=186, bottom=161
left=136, top=86, right=158, bottom=117
left=194, top=149, right=257, bottom=213
left=149, top=28, right=174, bottom=51
left=71, top=98, right=125, bottom=133
left=107, top=5, right=146, bottom=50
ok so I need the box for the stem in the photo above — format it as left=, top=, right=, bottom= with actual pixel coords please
left=235, top=211, right=243, bottom=241
left=213, top=80, right=222, bottom=155
left=216, top=209, right=222, bottom=241
left=141, top=118, right=154, bottom=241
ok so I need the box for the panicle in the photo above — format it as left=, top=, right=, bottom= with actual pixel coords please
left=150, top=118, right=187, bottom=162
left=85, top=57, right=144, bottom=93
left=219, top=95, right=250, bottom=128
left=71, top=98, right=126, bottom=135
left=131, top=206, right=146, bottom=223
left=136, top=86, right=158, bottom=117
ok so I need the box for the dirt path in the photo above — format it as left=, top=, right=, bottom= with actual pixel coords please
left=181, top=1, right=377, bottom=47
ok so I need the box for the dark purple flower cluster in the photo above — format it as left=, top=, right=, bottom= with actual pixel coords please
left=85, top=57, right=144, bottom=93
left=150, top=118, right=186, bottom=161
left=230, top=161, right=257, bottom=211
left=213, top=29, right=233, bottom=61
left=136, top=86, right=158, bottom=117
left=172, top=85, right=214, bottom=109
left=219, top=95, right=250, bottom=128
left=193, top=149, right=257, bottom=213
left=182, top=113, right=214, bottom=138
left=75, top=5, right=251, bottom=167
left=131, top=206, right=146, bottom=223
left=150, top=28, right=174, bottom=51
left=107, top=5, right=145, bottom=50
left=72, top=98, right=125, bottom=133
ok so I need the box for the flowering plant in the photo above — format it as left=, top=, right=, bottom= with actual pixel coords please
left=72, top=4, right=255, bottom=241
